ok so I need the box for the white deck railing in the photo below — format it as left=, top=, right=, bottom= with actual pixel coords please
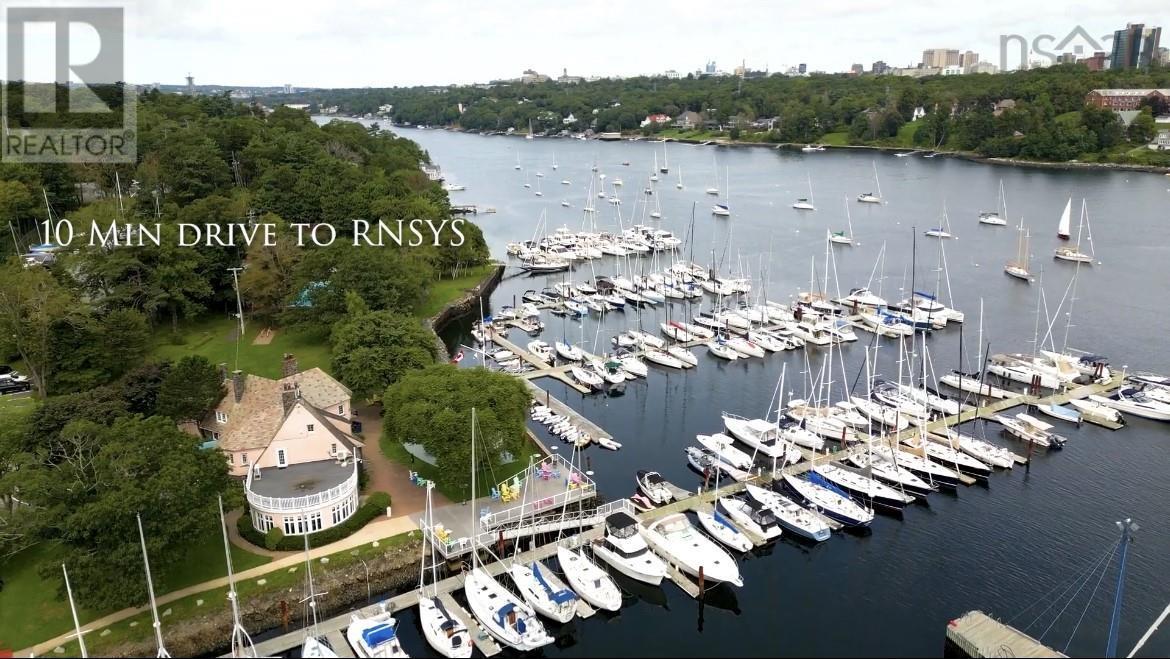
left=245, top=462, right=358, bottom=513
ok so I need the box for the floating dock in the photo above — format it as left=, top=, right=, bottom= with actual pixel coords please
left=944, top=610, right=1065, bottom=658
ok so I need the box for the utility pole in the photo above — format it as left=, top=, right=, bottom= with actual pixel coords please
left=228, top=267, right=246, bottom=371
left=1107, top=518, right=1139, bottom=658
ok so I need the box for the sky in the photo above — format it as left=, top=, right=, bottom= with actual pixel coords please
left=7, top=0, right=1167, bottom=88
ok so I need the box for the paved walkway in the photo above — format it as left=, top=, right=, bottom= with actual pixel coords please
left=354, top=403, right=450, bottom=515
left=22, top=515, right=421, bottom=657
left=224, top=508, right=292, bottom=558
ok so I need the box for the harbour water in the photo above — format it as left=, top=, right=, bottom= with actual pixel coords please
left=320, top=118, right=1170, bottom=657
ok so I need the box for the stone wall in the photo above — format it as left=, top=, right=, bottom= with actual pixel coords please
left=422, top=263, right=505, bottom=362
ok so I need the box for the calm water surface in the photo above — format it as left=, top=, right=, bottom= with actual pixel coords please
left=322, top=118, right=1170, bottom=657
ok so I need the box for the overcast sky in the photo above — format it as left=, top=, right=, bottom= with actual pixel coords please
left=10, top=0, right=1168, bottom=88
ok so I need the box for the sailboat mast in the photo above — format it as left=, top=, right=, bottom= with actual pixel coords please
left=219, top=497, right=254, bottom=658
left=137, top=514, right=171, bottom=658
left=63, top=564, right=88, bottom=658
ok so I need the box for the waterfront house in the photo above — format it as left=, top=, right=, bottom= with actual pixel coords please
left=198, top=354, right=364, bottom=536
left=641, top=113, right=673, bottom=127
left=1085, top=89, right=1170, bottom=112
left=673, top=111, right=702, bottom=129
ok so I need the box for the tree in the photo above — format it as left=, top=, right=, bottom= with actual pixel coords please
left=381, top=365, right=529, bottom=493
left=157, top=356, right=225, bottom=423
left=18, top=415, right=230, bottom=608
left=239, top=215, right=302, bottom=321
left=0, top=261, right=80, bottom=396
left=1127, top=109, right=1156, bottom=144
left=49, top=308, right=151, bottom=394
left=1080, top=104, right=1124, bottom=150
left=118, top=361, right=173, bottom=417
left=331, top=294, right=437, bottom=400
left=157, top=128, right=232, bottom=205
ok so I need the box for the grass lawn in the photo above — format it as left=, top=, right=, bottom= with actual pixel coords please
left=820, top=132, right=848, bottom=146
left=151, top=315, right=332, bottom=379
left=0, top=532, right=270, bottom=651
left=416, top=264, right=497, bottom=319
left=893, top=120, right=919, bottom=147
left=0, top=393, right=36, bottom=424
left=1055, top=110, right=1082, bottom=127
left=49, top=531, right=416, bottom=657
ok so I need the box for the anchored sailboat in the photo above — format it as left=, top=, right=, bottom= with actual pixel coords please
left=1004, top=218, right=1032, bottom=282
left=1054, top=198, right=1096, bottom=264
left=829, top=197, right=855, bottom=245
left=793, top=174, right=816, bottom=210
left=857, top=161, right=882, bottom=203
left=1056, top=197, right=1072, bottom=240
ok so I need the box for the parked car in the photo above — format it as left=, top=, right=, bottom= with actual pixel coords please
left=0, top=379, right=32, bottom=395
left=0, top=370, right=28, bottom=383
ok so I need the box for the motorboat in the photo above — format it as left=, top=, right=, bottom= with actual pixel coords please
left=684, top=446, right=752, bottom=483
left=986, top=355, right=1062, bottom=390
left=696, top=433, right=755, bottom=471
left=347, top=607, right=409, bottom=658
left=792, top=197, right=816, bottom=210
left=778, top=474, right=873, bottom=527
left=464, top=568, right=553, bottom=651
left=508, top=561, right=577, bottom=623
left=718, top=497, right=783, bottom=541
left=722, top=414, right=810, bottom=460
left=801, top=144, right=825, bottom=152
left=742, top=484, right=831, bottom=542
left=1035, top=403, right=1083, bottom=426
left=695, top=507, right=753, bottom=552
left=640, top=513, right=744, bottom=586
left=811, top=464, right=914, bottom=510
left=528, top=341, right=553, bottom=364
left=592, top=512, right=667, bottom=585
left=712, top=203, right=731, bottom=217
left=571, top=366, right=604, bottom=390
left=636, top=470, right=674, bottom=504
left=417, top=596, right=472, bottom=658
left=1093, top=388, right=1170, bottom=421
left=994, top=413, right=1068, bottom=448
left=590, top=358, right=627, bottom=385
left=1067, top=398, right=1125, bottom=427
left=556, top=545, right=621, bottom=612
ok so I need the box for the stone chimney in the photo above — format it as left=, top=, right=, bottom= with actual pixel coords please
left=281, top=353, right=298, bottom=378
left=232, top=370, right=245, bottom=403
left=281, top=382, right=298, bottom=414
left=217, top=362, right=228, bottom=383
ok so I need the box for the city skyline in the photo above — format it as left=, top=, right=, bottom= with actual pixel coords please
left=4, top=0, right=1167, bottom=88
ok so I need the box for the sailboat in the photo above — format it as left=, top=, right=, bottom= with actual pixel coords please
left=300, top=534, right=338, bottom=658
left=526, top=119, right=534, bottom=140
left=705, top=155, right=720, bottom=195
left=660, top=143, right=670, bottom=174
left=676, top=165, right=684, bottom=190
left=712, top=166, right=730, bottom=216
left=219, top=498, right=257, bottom=658
left=513, top=151, right=521, bottom=171
left=417, top=483, right=472, bottom=658
left=555, top=448, right=621, bottom=612
left=1004, top=219, right=1032, bottom=282
left=979, top=180, right=1008, bottom=226
left=651, top=153, right=660, bottom=181
left=1056, top=197, right=1072, bottom=240
left=857, top=161, right=882, bottom=203
left=463, top=411, right=554, bottom=651
left=650, top=184, right=662, bottom=219
left=1054, top=199, right=1095, bottom=264
left=924, top=204, right=954, bottom=238
left=829, top=198, right=854, bottom=245
left=507, top=457, right=578, bottom=623
left=552, top=151, right=558, bottom=170
left=137, top=514, right=173, bottom=658
left=792, top=174, right=816, bottom=210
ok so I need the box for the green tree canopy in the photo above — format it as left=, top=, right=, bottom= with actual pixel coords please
left=157, top=356, right=225, bottom=423
left=330, top=293, right=437, bottom=400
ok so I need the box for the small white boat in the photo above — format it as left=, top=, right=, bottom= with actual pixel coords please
left=994, top=413, right=1068, bottom=448
left=1036, top=402, right=1082, bottom=426
left=464, top=568, right=553, bottom=651
left=636, top=470, right=674, bottom=504
left=643, top=348, right=686, bottom=369
left=743, top=483, right=832, bottom=542
left=801, top=144, right=825, bottom=152
left=696, top=507, right=754, bottom=552
left=1093, top=389, right=1170, bottom=421
left=696, top=433, right=755, bottom=471
left=641, top=513, right=744, bottom=587
left=571, top=366, right=604, bottom=390
left=1005, top=222, right=1032, bottom=282
left=949, top=433, right=1016, bottom=469
left=667, top=345, right=699, bottom=367
left=1067, top=398, right=1125, bottom=427
left=718, top=497, right=783, bottom=541
left=555, top=341, right=583, bottom=361
left=725, top=336, right=765, bottom=358
left=707, top=339, right=739, bottom=361
left=617, top=354, right=648, bottom=378
left=591, top=358, right=626, bottom=385
left=556, top=545, right=621, bottom=612
left=508, top=562, right=577, bottom=623
left=593, top=511, right=667, bottom=585
left=712, top=203, right=730, bottom=217
left=347, top=607, right=409, bottom=658
left=528, top=341, right=553, bottom=364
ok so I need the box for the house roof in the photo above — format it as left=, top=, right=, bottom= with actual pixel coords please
left=206, top=367, right=353, bottom=452
left=1089, top=89, right=1170, bottom=97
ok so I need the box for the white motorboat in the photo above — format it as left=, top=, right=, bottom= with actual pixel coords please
left=718, top=497, right=783, bottom=541
left=1067, top=398, right=1125, bottom=427
left=636, top=470, right=674, bottom=504
left=696, top=433, right=755, bottom=471
left=571, top=366, right=604, bottom=390
left=712, top=203, right=730, bottom=217
left=779, top=474, right=874, bottom=527
left=417, top=596, right=472, bottom=658
left=347, top=607, right=409, bottom=658
left=801, top=144, right=826, bottom=152
left=723, top=414, right=810, bottom=459
left=465, top=568, right=553, bottom=650
left=696, top=507, right=753, bottom=552
left=685, top=446, right=752, bottom=483
left=528, top=341, right=553, bottom=364
left=556, top=545, right=621, bottom=612
left=994, top=413, right=1068, bottom=448
left=590, top=358, right=627, bottom=385
left=1093, top=389, right=1170, bottom=421
left=592, top=512, right=667, bottom=585
left=640, top=513, right=744, bottom=586
left=743, top=484, right=831, bottom=542
left=707, top=339, right=740, bottom=361
left=555, top=341, right=583, bottom=361
left=986, top=356, right=1062, bottom=389
left=508, top=562, right=577, bottom=623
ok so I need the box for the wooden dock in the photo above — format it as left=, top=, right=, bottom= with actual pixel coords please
left=945, top=610, right=1065, bottom=657
left=525, top=380, right=615, bottom=443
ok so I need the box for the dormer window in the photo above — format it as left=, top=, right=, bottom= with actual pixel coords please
left=307, top=424, right=315, bottom=432
left=215, top=411, right=227, bottom=424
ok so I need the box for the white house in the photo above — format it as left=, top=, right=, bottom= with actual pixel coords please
left=199, top=354, right=363, bottom=536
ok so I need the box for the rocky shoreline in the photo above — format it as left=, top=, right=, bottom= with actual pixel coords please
left=423, top=262, right=505, bottom=361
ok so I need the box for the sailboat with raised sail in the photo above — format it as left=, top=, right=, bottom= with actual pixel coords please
left=1056, top=197, right=1072, bottom=240
left=417, top=482, right=472, bottom=658
left=712, top=166, right=730, bottom=216
left=1054, top=198, right=1096, bottom=264
left=137, top=514, right=173, bottom=658
left=793, top=173, right=816, bottom=210
left=463, top=410, right=554, bottom=651
left=1004, top=218, right=1032, bottom=282
left=857, top=161, right=882, bottom=203
left=979, top=180, right=1008, bottom=226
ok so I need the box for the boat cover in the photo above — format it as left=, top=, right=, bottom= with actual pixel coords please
left=712, top=508, right=738, bottom=531
left=532, top=564, right=576, bottom=604
left=361, top=622, right=397, bottom=648
left=807, top=472, right=851, bottom=500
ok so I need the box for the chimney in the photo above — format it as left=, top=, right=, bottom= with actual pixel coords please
left=232, top=370, right=245, bottom=403
left=281, top=382, right=298, bottom=414
left=217, top=362, right=228, bottom=383
left=281, top=353, right=298, bottom=378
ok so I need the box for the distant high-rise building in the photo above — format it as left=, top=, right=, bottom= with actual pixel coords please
left=960, top=51, right=979, bottom=68
left=871, top=60, right=890, bottom=75
left=1111, top=23, right=1162, bottom=69
left=1160, top=46, right=1170, bottom=64
left=283, top=83, right=292, bottom=94
left=185, top=73, right=194, bottom=96
left=797, top=63, right=807, bottom=74
left=922, top=49, right=960, bottom=68
left=850, top=63, right=864, bottom=75
left=705, top=60, right=716, bottom=75
left=734, top=60, right=746, bottom=77
left=1083, top=51, right=1108, bottom=71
